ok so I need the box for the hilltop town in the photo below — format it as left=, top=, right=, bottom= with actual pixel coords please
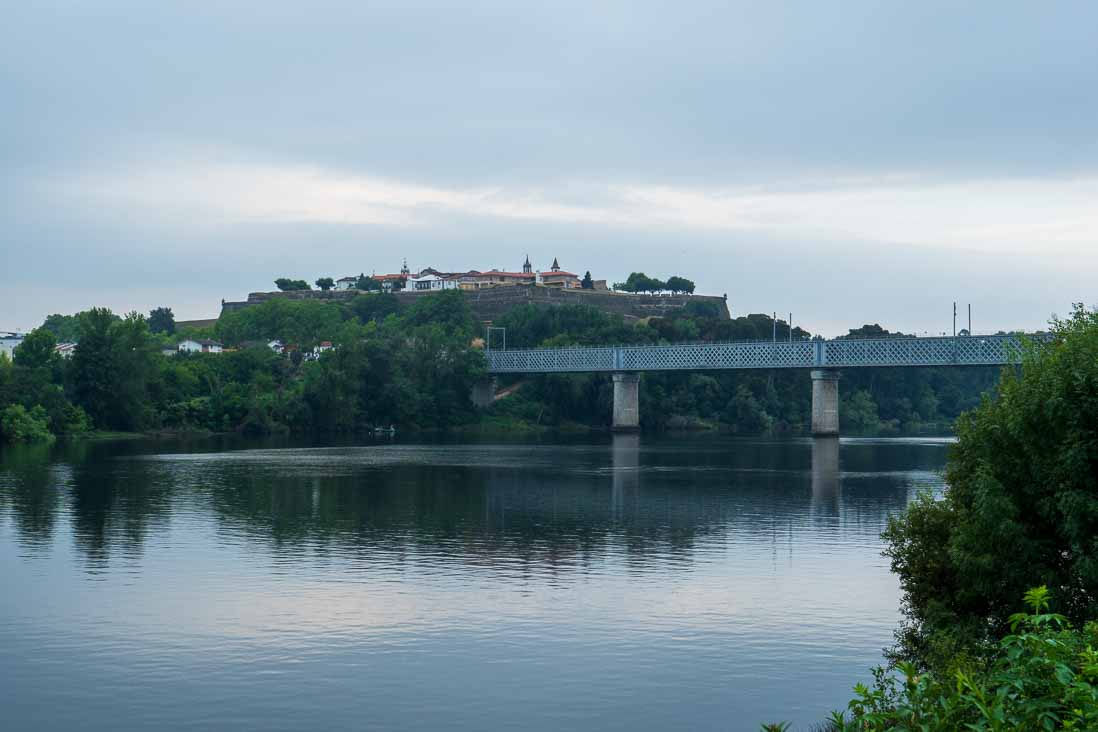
left=329, top=256, right=606, bottom=293
left=217, top=257, right=715, bottom=325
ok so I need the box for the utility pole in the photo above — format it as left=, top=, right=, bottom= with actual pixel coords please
left=772, top=312, right=777, bottom=342
left=953, top=302, right=957, bottom=338
left=968, top=304, right=972, bottom=334
left=788, top=313, right=793, bottom=342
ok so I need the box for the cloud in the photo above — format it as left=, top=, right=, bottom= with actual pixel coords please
left=39, top=150, right=1098, bottom=256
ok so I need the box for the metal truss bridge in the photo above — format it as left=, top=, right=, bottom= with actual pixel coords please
left=485, top=334, right=1035, bottom=374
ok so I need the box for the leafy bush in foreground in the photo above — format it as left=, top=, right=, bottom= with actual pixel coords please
left=822, top=587, right=1098, bottom=731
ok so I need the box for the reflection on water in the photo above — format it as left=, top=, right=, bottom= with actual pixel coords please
left=0, top=435, right=950, bottom=731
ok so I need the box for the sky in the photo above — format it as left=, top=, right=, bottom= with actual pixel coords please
left=2, top=1, right=1096, bottom=337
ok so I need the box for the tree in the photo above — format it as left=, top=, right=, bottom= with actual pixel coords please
left=274, top=278, right=311, bottom=291
left=356, top=274, right=381, bottom=292
left=665, top=276, right=695, bottom=294
left=70, top=308, right=117, bottom=428
left=883, top=305, right=1098, bottom=670
left=40, top=313, right=85, bottom=342
left=148, top=306, right=175, bottom=335
left=315, top=277, right=335, bottom=291
left=13, top=328, right=58, bottom=370
left=581, top=271, right=594, bottom=289
left=70, top=309, right=158, bottom=431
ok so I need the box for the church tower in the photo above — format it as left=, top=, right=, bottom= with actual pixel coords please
left=400, top=258, right=410, bottom=276
left=551, top=257, right=561, bottom=272
left=523, top=255, right=533, bottom=274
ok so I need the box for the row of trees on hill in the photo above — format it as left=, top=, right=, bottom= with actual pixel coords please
left=612, top=272, right=695, bottom=294
left=274, top=276, right=394, bottom=292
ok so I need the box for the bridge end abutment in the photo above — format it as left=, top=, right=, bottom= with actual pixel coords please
left=612, top=372, right=640, bottom=432
left=810, top=369, right=840, bottom=436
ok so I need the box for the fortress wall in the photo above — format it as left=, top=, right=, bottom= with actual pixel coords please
left=220, top=285, right=729, bottom=322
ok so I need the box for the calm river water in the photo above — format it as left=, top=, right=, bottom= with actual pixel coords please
left=0, top=434, right=950, bottom=731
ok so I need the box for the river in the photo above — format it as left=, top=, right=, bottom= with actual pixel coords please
left=0, top=434, right=950, bottom=731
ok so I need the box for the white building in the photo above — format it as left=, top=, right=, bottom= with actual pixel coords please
left=408, top=273, right=459, bottom=291
left=268, top=339, right=284, bottom=354
left=178, top=339, right=223, bottom=354
left=54, top=343, right=78, bottom=359
left=335, top=276, right=360, bottom=291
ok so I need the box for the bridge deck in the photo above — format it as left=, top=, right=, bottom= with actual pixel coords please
left=486, top=334, right=1039, bottom=374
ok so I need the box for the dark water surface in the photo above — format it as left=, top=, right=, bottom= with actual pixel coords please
left=0, top=434, right=950, bottom=731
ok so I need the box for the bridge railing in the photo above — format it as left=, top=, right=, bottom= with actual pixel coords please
left=485, top=334, right=1045, bottom=374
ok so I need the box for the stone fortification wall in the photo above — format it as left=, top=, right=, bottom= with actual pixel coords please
left=220, top=285, right=729, bottom=322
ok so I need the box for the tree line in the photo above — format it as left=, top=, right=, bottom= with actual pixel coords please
left=4, top=291, right=1004, bottom=442
left=612, top=272, right=695, bottom=294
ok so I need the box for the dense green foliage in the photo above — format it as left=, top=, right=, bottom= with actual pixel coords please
left=4, top=291, right=1006, bottom=441
left=822, top=588, right=1098, bottom=731
left=0, top=291, right=486, bottom=442
left=883, top=306, right=1098, bottom=669
left=0, top=404, right=55, bottom=443
left=315, top=277, right=334, bottom=291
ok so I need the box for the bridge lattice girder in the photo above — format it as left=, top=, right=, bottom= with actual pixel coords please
left=485, top=335, right=1041, bottom=374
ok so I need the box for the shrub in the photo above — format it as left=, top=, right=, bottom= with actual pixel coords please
left=826, top=587, right=1098, bottom=731
left=0, top=404, right=55, bottom=443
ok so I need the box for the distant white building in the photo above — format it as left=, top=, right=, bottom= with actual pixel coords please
left=408, top=273, right=459, bottom=291
left=54, top=343, right=78, bottom=359
left=0, top=332, right=25, bottom=359
left=178, top=339, right=223, bottom=354
left=268, top=339, right=284, bottom=354
left=335, top=276, right=360, bottom=291
left=304, top=341, right=335, bottom=361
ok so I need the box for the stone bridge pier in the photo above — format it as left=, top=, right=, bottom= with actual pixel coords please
left=810, top=370, right=840, bottom=436
left=471, top=377, right=498, bottom=409
left=611, top=373, right=640, bottom=432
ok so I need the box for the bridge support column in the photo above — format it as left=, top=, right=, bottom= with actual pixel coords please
left=810, top=369, right=840, bottom=436
left=471, top=377, right=497, bottom=409
left=612, top=373, right=640, bottom=432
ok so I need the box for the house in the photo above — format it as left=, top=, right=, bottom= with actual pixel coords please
left=409, top=273, right=459, bottom=291
left=268, top=339, right=284, bottom=354
left=373, top=273, right=408, bottom=292
left=304, top=341, right=334, bottom=361
left=54, top=343, right=78, bottom=359
left=178, top=339, right=223, bottom=354
left=160, top=345, right=178, bottom=357
left=335, top=276, right=360, bottom=291
left=538, top=258, right=581, bottom=288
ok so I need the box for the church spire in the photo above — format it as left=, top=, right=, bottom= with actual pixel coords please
left=551, top=257, right=560, bottom=272
left=523, top=254, right=532, bottom=274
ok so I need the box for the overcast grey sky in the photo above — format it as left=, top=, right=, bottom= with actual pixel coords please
left=2, top=1, right=1096, bottom=336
